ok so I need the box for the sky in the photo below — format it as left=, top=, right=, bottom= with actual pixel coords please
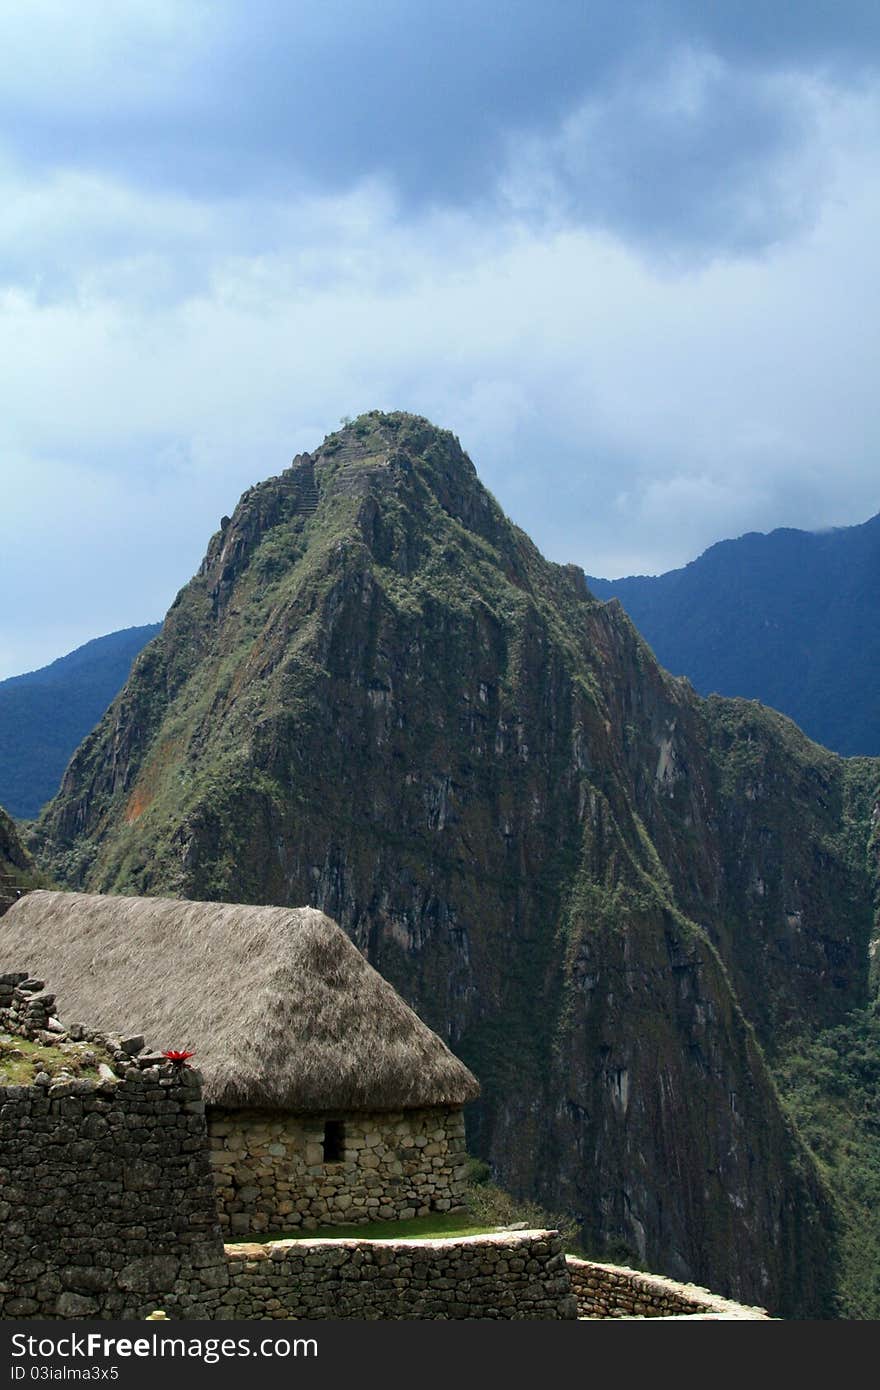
left=2, top=1, right=880, bottom=679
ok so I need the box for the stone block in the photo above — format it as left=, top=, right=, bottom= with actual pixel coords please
left=6, top=1298, right=39, bottom=1316
left=118, top=1256, right=181, bottom=1293
left=56, top=1291, right=99, bottom=1317
left=61, top=1266, right=114, bottom=1293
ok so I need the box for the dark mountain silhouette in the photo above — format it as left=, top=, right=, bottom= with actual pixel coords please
left=0, top=624, right=160, bottom=819
left=587, top=514, right=880, bottom=756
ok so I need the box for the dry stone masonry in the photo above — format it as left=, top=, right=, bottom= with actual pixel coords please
left=566, top=1257, right=770, bottom=1318
left=209, top=1105, right=468, bottom=1235
left=225, top=1231, right=577, bottom=1319
left=0, top=972, right=229, bottom=1319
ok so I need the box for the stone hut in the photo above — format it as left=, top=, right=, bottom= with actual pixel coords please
left=0, top=890, right=480, bottom=1235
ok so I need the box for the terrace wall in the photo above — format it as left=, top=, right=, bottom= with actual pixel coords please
left=566, top=1256, right=770, bottom=1319
left=224, top=1230, right=578, bottom=1319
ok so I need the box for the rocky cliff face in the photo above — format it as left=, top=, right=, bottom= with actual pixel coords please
left=36, top=412, right=880, bottom=1316
left=0, top=804, right=31, bottom=877
left=0, top=803, right=38, bottom=914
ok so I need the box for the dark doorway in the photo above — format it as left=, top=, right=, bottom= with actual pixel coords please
left=323, top=1119, right=345, bottom=1162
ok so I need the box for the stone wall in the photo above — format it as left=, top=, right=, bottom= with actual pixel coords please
left=0, top=972, right=229, bottom=1319
left=566, top=1256, right=771, bottom=1319
left=209, top=1104, right=468, bottom=1235
left=225, top=1230, right=577, bottom=1319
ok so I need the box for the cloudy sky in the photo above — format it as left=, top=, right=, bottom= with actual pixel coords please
left=2, top=1, right=880, bottom=679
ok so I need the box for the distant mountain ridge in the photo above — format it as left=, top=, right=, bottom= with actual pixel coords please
left=587, top=512, right=880, bottom=756
left=0, top=624, right=161, bottom=819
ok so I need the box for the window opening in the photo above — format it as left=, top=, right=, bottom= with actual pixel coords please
left=323, top=1119, right=345, bottom=1162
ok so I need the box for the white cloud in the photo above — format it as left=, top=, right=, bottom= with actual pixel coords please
left=500, top=48, right=831, bottom=260
left=0, top=1, right=211, bottom=113
left=2, top=66, right=880, bottom=675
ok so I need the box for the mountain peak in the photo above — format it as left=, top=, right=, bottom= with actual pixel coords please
left=312, top=409, right=484, bottom=522
left=31, top=413, right=879, bottom=1318
left=194, top=411, right=507, bottom=621
left=320, top=408, right=456, bottom=455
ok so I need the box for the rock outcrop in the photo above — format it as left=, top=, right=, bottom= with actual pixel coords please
left=0, top=803, right=37, bottom=913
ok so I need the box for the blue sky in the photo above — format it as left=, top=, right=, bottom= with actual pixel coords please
left=2, top=1, right=880, bottom=678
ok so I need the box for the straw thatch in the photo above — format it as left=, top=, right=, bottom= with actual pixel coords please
left=0, top=890, right=480, bottom=1112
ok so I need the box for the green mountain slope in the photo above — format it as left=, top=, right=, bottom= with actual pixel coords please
left=587, top=514, right=880, bottom=756
left=34, top=412, right=880, bottom=1316
left=0, top=624, right=161, bottom=819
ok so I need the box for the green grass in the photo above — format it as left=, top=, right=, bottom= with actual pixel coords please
left=0, top=1034, right=113, bottom=1086
left=226, top=1211, right=501, bottom=1244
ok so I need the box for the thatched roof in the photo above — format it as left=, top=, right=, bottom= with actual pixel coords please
left=0, top=890, right=480, bottom=1112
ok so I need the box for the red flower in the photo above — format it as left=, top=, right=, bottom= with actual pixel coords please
left=162, top=1049, right=196, bottom=1065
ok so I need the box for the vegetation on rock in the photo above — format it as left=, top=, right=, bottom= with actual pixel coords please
left=0, top=1034, right=115, bottom=1087
left=777, top=1007, right=880, bottom=1319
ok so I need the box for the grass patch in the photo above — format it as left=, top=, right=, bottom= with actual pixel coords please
left=0, top=1034, right=114, bottom=1086
left=463, top=1164, right=581, bottom=1252
left=227, top=1211, right=501, bottom=1244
